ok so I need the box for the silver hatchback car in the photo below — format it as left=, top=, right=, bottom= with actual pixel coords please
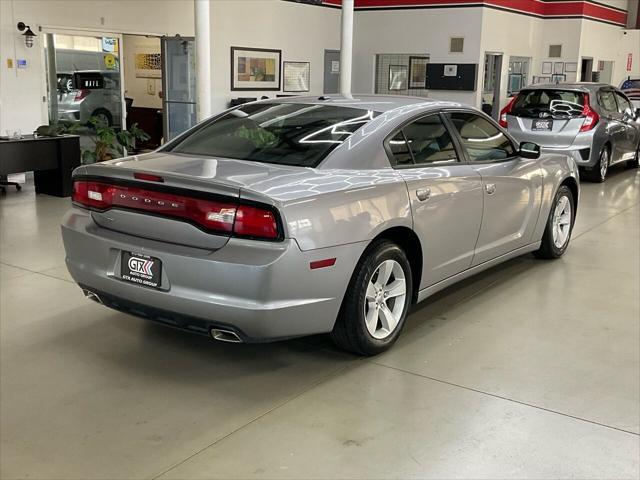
left=501, top=83, right=640, bottom=182
left=62, top=96, right=579, bottom=355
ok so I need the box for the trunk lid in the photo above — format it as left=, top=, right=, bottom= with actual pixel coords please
left=77, top=152, right=304, bottom=249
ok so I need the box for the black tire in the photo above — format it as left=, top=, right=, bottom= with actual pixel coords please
left=626, top=144, right=640, bottom=169
left=582, top=146, right=609, bottom=183
left=90, top=109, right=113, bottom=127
left=331, top=239, right=413, bottom=356
left=534, top=185, right=575, bottom=259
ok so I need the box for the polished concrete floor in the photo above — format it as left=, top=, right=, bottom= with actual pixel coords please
left=1, top=167, right=639, bottom=479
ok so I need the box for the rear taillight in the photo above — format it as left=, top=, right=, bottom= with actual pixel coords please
left=579, top=93, right=599, bottom=132
left=74, top=89, right=91, bottom=101
left=233, top=205, right=279, bottom=240
left=72, top=180, right=281, bottom=240
left=499, top=96, right=517, bottom=128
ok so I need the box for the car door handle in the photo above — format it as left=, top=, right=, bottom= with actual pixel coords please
left=485, top=183, right=496, bottom=195
left=416, top=188, right=431, bottom=201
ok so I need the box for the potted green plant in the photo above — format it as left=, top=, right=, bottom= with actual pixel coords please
left=82, top=117, right=150, bottom=164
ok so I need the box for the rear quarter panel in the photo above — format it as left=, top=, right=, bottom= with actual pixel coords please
left=240, top=165, right=412, bottom=251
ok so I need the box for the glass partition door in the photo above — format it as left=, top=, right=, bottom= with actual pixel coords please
left=161, top=36, right=196, bottom=141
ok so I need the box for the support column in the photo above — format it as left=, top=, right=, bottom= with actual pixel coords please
left=339, top=0, right=354, bottom=98
left=194, top=0, right=212, bottom=121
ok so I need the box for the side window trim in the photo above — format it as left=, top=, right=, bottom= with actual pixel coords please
left=384, top=111, right=462, bottom=169
left=442, top=108, right=520, bottom=164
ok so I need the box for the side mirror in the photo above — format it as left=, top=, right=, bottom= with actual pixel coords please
left=519, top=141, right=541, bottom=159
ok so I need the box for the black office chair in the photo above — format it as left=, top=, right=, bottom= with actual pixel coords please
left=0, top=175, right=22, bottom=194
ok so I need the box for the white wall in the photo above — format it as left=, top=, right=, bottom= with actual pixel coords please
left=479, top=9, right=585, bottom=110
left=0, top=0, right=193, bottom=133
left=579, top=21, right=640, bottom=85
left=121, top=35, right=162, bottom=109
left=209, top=0, right=340, bottom=114
left=352, top=8, right=484, bottom=106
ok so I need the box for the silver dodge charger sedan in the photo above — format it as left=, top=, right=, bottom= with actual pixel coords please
left=62, top=96, right=579, bottom=355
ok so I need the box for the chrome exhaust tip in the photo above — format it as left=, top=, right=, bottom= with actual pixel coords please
left=210, top=328, right=243, bottom=343
left=83, top=289, right=103, bottom=305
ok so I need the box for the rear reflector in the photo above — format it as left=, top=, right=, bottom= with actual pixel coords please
left=72, top=180, right=281, bottom=240
left=310, top=258, right=336, bottom=269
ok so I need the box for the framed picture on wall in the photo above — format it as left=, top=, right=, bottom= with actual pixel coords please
left=542, top=62, right=552, bottom=74
left=231, top=47, right=282, bottom=91
left=565, top=62, right=578, bottom=73
left=388, top=65, right=408, bottom=91
left=283, top=61, right=310, bottom=92
left=409, top=56, right=428, bottom=89
left=554, top=62, right=564, bottom=74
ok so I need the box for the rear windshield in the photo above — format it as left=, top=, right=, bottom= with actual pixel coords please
left=167, top=103, right=376, bottom=167
left=511, top=89, right=585, bottom=118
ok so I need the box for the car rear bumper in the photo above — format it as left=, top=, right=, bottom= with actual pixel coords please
left=510, top=130, right=597, bottom=167
left=61, top=207, right=365, bottom=341
left=539, top=144, right=594, bottom=167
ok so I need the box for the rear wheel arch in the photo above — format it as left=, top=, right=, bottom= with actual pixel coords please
left=560, top=176, right=579, bottom=211
left=368, top=227, right=422, bottom=304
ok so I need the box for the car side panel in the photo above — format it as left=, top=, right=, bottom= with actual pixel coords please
left=256, top=166, right=413, bottom=251
left=470, top=158, right=543, bottom=266
left=532, top=153, right=580, bottom=242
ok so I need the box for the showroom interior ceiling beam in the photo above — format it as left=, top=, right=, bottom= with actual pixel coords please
left=321, top=0, right=628, bottom=27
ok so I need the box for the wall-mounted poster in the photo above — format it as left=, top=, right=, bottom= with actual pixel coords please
left=388, top=65, right=408, bottom=90
left=565, top=62, right=577, bottom=73
left=409, top=56, right=428, bottom=89
left=542, top=62, right=552, bottom=74
left=231, top=47, right=282, bottom=91
left=554, top=62, right=564, bottom=74
left=135, top=46, right=162, bottom=79
left=283, top=61, right=310, bottom=92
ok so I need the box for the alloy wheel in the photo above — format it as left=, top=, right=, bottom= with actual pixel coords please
left=600, top=149, right=609, bottom=181
left=364, top=259, right=407, bottom=339
left=552, top=195, right=572, bottom=249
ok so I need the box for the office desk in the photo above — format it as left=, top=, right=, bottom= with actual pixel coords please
left=0, top=135, right=81, bottom=197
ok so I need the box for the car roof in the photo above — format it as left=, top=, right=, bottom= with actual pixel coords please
left=522, top=82, right=612, bottom=92
left=253, top=94, right=466, bottom=113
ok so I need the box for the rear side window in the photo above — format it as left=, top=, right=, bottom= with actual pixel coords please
left=512, top=89, right=585, bottom=118
left=168, top=103, right=376, bottom=167
left=388, top=114, right=458, bottom=167
left=614, top=92, right=633, bottom=115
left=388, top=132, right=414, bottom=166
left=598, top=90, right=618, bottom=113
left=446, top=112, right=515, bottom=162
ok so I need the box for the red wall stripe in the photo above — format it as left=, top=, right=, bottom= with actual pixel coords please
left=322, top=0, right=627, bottom=26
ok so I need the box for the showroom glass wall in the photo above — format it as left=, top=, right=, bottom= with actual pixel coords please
left=44, top=31, right=125, bottom=161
